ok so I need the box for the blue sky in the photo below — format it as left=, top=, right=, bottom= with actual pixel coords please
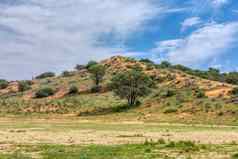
left=0, top=0, right=238, bottom=79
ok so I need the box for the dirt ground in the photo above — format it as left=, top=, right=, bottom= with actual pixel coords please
left=1, top=128, right=238, bottom=145
left=0, top=118, right=238, bottom=146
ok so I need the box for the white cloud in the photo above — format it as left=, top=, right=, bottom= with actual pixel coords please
left=152, top=22, right=238, bottom=66
left=0, top=0, right=161, bottom=80
left=181, top=17, right=202, bottom=31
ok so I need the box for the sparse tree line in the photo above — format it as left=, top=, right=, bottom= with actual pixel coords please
left=141, top=59, right=238, bottom=86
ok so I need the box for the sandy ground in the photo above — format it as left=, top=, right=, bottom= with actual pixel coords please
left=0, top=119, right=238, bottom=146
left=1, top=129, right=238, bottom=145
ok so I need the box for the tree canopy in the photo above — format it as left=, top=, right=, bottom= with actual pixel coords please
left=110, top=67, right=154, bottom=106
left=88, top=64, right=106, bottom=92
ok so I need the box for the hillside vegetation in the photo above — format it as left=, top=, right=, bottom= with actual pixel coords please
left=0, top=56, right=238, bottom=124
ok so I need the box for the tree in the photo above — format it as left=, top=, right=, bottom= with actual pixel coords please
left=159, top=61, right=172, bottom=68
left=36, top=72, right=55, bottom=79
left=74, top=64, right=85, bottom=71
left=68, top=85, right=79, bottom=95
left=231, top=87, right=238, bottom=96
left=62, top=71, right=74, bottom=77
left=224, top=72, right=238, bottom=85
left=35, top=87, right=55, bottom=98
left=86, top=61, right=98, bottom=69
left=110, top=67, right=154, bottom=106
left=88, top=64, right=106, bottom=92
left=0, top=79, right=9, bottom=89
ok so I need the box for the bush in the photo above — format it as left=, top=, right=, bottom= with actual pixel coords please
left=62, top=71, right=74, bottom=77
left=91, top=85, right=102, bottom=93
left=35, top=87, right=55, bottom=98
left=0, top=79, right=8, bottom=89
left=75, top=64, right=86, bottom=71
left=86, top=61, right=98, bottom=69
left=231, top=87, right=238, bottom=96
left=18, top=81, right=32, bottom=92
left=140, top=59, right=155, bottom=70
left=36, top=72, right=55, bottom=79
left=166, top=141, right=199, bottom=152
left=68, top=86, right=79, bottom=95
left=159, top=61, right=172, bottom=68
left=140, top=58, right=153, bottom=63
left=195, top=89, right=206, bottom=98
left=161, top=89, right=176, bottom=98
left=232, top=153, right=238, bottom=159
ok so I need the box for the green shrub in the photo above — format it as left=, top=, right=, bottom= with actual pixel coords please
left=91, top=85, right=102, bottom=93
left=62, top=71, right=74, bottom=77
left=36, top=72, right=55, bottom=79
left=86, top=61, right=98, bottom=69
left=162, top=89, right=176, bottom=98
left=139, top=58, right=154, bottom=64
left=157, top=138, right=166, bottom=144
left=195, top=89, right=206, bottom=98
left=232, top=153, right=238, bottom=159
left=18, top=81, right=32, bottom=92
left=0, top=79, right=8, bottom=89
left=35, top=87, right=55, bottom=98
left=166, top=141, right=199, bottom=152
left=75, top=64, right=86, bottom=71
left=159, top=61, right=172, bottom=68
left=68, top=86, right=79, bottom=95
left=231, top=87, right=238, bottom=96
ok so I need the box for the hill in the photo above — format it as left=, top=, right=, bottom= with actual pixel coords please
left=0, top=56, right=238, bottom=125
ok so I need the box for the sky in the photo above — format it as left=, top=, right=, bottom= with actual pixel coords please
left=0, top=0, right=238, bottom=80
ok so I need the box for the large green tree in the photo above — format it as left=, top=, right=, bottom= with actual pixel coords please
left=110, top=67, right=154, bottom=106
left=88, top=64, right=106, bottom=92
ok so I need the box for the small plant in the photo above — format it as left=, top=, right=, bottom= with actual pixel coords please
left=157, top=138, right=166, bottom=144
left=0, top=79, right=8, bottom=89
left=36, top=72, right=55, bottom=79
left=166, top=141, right=199, bottom=152
left=68, top=86, right=79, bottom=95
left=35, top=87, right=55, bottom=98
